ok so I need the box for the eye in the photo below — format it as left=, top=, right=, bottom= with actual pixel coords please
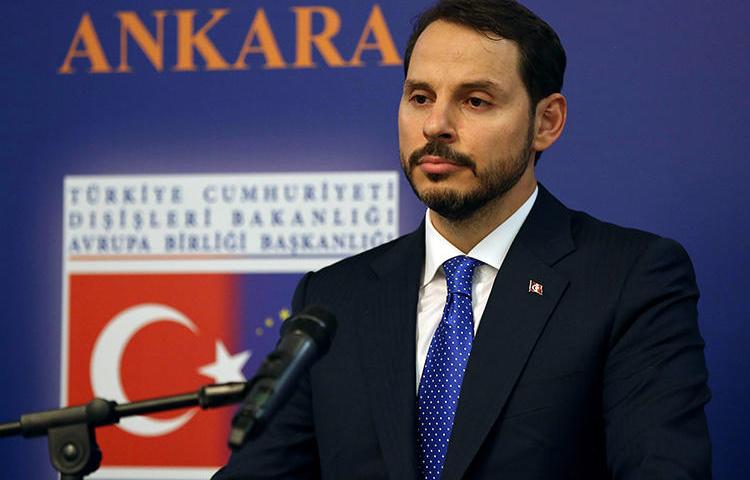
left=410, top=94, right=429, bottom=105
left=468, top=97, right=489, bottom=108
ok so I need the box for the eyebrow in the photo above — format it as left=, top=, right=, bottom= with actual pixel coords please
left=403, top=79, right=506, bottom=95
left=403, top=80, right=431, bottom=92
left=459, top=80, right=503, bottom=92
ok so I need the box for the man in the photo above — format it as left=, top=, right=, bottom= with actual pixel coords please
left=214, top=0, right=711, bottom=478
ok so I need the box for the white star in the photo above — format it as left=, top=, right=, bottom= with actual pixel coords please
left=198, top=340, right=251, bottom=383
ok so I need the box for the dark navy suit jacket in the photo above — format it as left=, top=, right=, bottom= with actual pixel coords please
left=214, top=186, right=711, bottom=479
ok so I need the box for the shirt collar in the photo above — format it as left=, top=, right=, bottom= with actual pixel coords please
left=422, top=185, right=538, bottom=287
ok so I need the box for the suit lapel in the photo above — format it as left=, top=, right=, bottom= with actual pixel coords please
left=356, top=225, right=424, bottom=479
left=442, top=186, right=575, bottom=480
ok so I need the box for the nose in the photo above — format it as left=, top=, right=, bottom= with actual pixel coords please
left=422, top=102, right=456, bottom=143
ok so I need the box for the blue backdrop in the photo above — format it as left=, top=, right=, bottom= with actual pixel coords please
left=1, top=0, right=748, bottom=478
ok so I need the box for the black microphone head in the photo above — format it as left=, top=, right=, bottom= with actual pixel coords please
left=281, top=305, right=337, bottom=353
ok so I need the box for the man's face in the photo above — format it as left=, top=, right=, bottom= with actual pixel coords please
left=398, top=20, right=536, bottom=220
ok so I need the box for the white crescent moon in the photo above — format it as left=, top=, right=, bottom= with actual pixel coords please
left=90, top=303, right=198, bottom=437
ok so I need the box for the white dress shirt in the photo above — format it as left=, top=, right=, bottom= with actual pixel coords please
left=416, top=186, right=538, bottom=390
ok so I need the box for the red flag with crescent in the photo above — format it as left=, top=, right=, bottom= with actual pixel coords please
left=66, top=274, right=246, bottom=473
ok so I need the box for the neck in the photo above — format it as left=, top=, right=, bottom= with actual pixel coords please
left=430, top=169, right=537, bottom=253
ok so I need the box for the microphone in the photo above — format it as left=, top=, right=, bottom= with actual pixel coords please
left=228, top=305, right=337, bottom=450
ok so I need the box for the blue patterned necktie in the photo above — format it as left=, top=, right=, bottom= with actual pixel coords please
left=417, top=255, right=480, bottom=479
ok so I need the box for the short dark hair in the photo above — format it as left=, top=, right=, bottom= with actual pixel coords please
left=403, top=0, right=566, bottom=111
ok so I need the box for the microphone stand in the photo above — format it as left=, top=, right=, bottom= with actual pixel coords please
left=0, top=382, right=248, bottom=480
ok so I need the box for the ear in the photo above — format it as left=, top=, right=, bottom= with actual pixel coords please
left=531, top=93, right=567, bottom=153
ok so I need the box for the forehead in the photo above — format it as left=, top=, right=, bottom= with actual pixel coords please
left=407, top=20, right=523, bottom=89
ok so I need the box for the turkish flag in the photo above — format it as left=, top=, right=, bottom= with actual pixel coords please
left=67, top=273, right=245, bottom=469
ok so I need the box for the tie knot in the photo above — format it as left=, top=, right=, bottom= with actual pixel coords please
left=443, top=255, right=480, bottom=296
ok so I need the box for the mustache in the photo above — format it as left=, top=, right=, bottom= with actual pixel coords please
left=407, top=141, right=476, bottom=174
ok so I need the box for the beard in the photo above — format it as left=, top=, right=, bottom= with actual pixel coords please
left=401, top=125, right=534, bottom=222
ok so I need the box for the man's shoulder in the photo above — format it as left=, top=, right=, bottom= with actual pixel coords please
left=293, top=228, right=422, bottom=312
left=568, top=207, right=687, bottom=260
left=532, top=185, right=690, bottom=265
left=557, top=205, right=696, bottom=294
left=570, top=207, right=659, bottom=245
left=311, top=227, right=421, bottom=280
